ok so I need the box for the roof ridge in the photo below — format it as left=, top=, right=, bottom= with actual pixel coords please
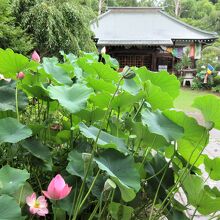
left=160, top=10, right=218, bottom=38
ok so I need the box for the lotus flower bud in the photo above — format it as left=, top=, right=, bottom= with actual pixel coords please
left=103, top=178, right=116, bottom=192
left=122, top=66, right=136, bottom=79
left=16, top=71, right=25, bottom=80
left=42, top=174, right=72, bottom=200
left=31, top=50, right=41, bottom=63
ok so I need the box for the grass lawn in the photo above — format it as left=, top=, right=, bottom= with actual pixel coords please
left=174, top=88, right=215, bottom=112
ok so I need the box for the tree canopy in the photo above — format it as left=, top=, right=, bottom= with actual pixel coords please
left=11, top=0, right=97, bottom=56
left=0, top=0, right=33, bottom=54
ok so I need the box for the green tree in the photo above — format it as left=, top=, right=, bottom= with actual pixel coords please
left=0, top=0, right=33, bottom=54
left=12, top=0, right=96, bottom=56
left=108, top=0, right=139, bottom=7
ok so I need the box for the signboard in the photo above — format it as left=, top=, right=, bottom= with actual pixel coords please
left=158, top=65, right=168, bottom=71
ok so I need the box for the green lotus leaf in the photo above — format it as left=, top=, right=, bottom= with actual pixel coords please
left=66, top=150, right=93, bottom=179
left=0, top=80, right=28, bottom=112
left=163, top=110, right=209, bottom=166
left=111, top=91, right=144, bottom=111
left=79, top=122, right=129, bottom=155
left=0, top=165, right=30, bottom=195
left=145, top=153, right=174, bottom=201
left=108, top=202, right=134, bottom=220
left=135, top=67, right=180, bottom=98
left=204, top=157, right=220, bottom=180
left=122, top=78, right=141, bottom=96
left=141, top=109, right=183, bottom=142
left=192, top=95, right=220, bottom=130
left=0, top=48, right=38, bottom=79
left=102, top=54, right=119, bottom=70
left=90, top=92, right=112, bottom=109
left=94, top=149, right=140, bottom=202
left=90, top=62, right=120, bottom=82
left=75, top=108, right=105, bottom=124
left=167, top=210, right=189, bottom=220
left=0, top=117, right=32, bottom=144
left=178, top=142, right=204, bottom=167
left=181, top=172, right=220, bottom=215
left=13, top=182, right=33, bottom=205
left=79, top=61, right=120, bottom=83
left=131, top=122, right=169, bottom=149
left=22, top=138, right=52, bottom=165
left=86, top=78, right=116, bottom=93
left=144, top=80, right=174, bottom=110
left=48, top=84, right=93, bottom=114
left=42, top=57, right=73, bottom=85
left=22, top=83, right=49, bottom=100
left=0, top=195, right=24, bottom=220
left=91, top=90, right=142, bottom=112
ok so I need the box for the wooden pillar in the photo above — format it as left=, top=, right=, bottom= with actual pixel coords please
left=172, top=41, right=176, bottom=73
left=151, top=53, right=156, bottom=71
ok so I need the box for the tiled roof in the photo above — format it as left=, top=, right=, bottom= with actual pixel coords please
left=91, top=7, right=218, bottom=46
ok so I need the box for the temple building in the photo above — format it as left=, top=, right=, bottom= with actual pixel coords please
left=91, top=7, right=218, bottom=73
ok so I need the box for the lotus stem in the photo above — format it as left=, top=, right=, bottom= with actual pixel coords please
left=15, top=84, right=19, bottom=121
left=72, top=76, right=124, bottom=220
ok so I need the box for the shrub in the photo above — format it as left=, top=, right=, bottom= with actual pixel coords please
left=213, top=75, right=220, bottom=86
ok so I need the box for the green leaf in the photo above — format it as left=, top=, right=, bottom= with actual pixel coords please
left=79, top=123, right=129, bottom=155
left=13, top=182, right=33, bottom=205
left=144, top=81, right=174, bottom=110
left=163, top=110, right=209, bottom=166
left=66, top=150, right=93, bottom=179
left=90, top=92, right=111, bottom=109
left=0, top=165, right=30, bottom=195
left=0, top=80, right=28, bottom=112
left=0, top=117, right=32, bottom=144
left=86, top=78, right=116, bottom=93
left=42, top=57, right=73, bottom=85
left=204, top=157, right=220, bottom=180
left=22, top=83, right=49, bottom=101
left=141, top=109, right=183, bottom=142
left=131, top=122, right=169, bottom=149
left=167, top=210, right=189, bottom=220
left=0, top=195, right=24, bottom=220
left=192, top=95, right=220, bottom=130
left=79, top=61, right=120, bottom=83
left=0, top=48, right=37, bottom=79
left=75, top=108, right=105, bottom=124
left=102, top=54, right=119, bottom=70
left=181, top=172, right=220, bottom=215
left=136, top=67, right=180, bottom=98
left=145, top=153, right=174, bottom=201
left=111, top=91, right=144, bottom=111
left=122, top=78, right=141, bottom=96
left=48, top=84, right=93, bottom=114
left=92, top=91, right=142, bottom=112
left=108, top=202, right=134, bottom=220
left=94, top=149, right=140, bottom=202
left=21, top=138, right=52, bottom=165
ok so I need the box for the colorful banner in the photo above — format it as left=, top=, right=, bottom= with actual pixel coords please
left=161, top=43, right=202, bottom=59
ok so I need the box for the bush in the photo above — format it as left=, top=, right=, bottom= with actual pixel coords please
left=212, top=85, right=220, bottom=93
left=214, top=75, right=220, bottom=86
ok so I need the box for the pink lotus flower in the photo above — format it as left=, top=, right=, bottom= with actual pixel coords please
left=16, top=71, right=25, bottom=79
left=31, top=50, right=41, bottom=63
left=26, top=193, right=48, bottom=217
left=43, top=174, right=72, bottom=200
